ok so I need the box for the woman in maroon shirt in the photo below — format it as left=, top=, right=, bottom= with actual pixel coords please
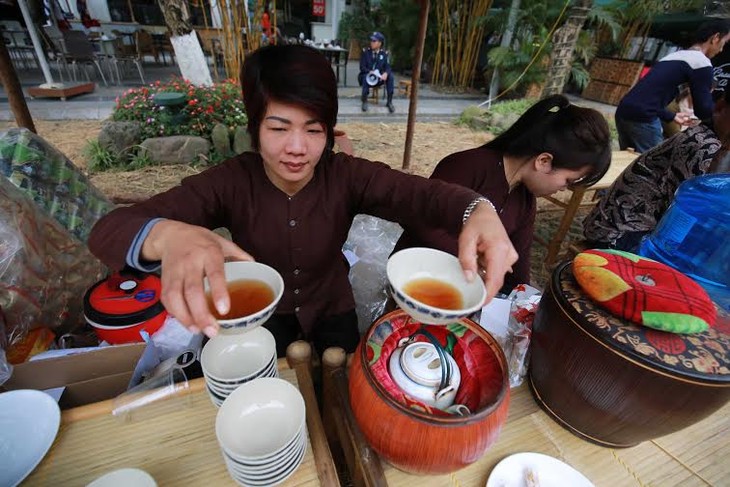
left=88, top=44, right=518, bottom=356
left=395, top=95, right=612, bottom=293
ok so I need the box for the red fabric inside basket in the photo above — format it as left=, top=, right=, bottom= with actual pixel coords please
left=364, top=312, right=503, bottom=415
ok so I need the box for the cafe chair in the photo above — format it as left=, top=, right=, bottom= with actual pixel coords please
left=40, top=26, right=71, bottom=83
left=61, top=30, right=109, bottom=87
left=108, top=37, right=145, bottom=85
left=135, top=30, right=161, bottom=64
left=1, top=26, right=38, bottom=71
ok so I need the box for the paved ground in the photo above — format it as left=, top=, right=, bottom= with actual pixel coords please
left=0, top=60, right=616, bottom=122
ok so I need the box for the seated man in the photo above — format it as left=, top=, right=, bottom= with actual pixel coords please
left=583, top=88, right=730, bottom=251
left=359, top=31, right=395, bottom=113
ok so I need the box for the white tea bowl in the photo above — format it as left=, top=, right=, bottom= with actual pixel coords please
left=387, top=247, right=486, bottom=325
left=215, top=377, right=305, bottom=460
left=204, top=261, right=284, bottom=332
left=201, top=326, right=276, bottom=382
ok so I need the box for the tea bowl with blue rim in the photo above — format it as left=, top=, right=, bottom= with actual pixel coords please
left=204, top=261, right=284, bottom=333
left=386, top=248, right=487, bottom=325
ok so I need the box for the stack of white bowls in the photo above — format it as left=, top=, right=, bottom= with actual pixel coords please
left=216, top=377, right=307, bottom=486
left=200, top=326, right=278, bottom=407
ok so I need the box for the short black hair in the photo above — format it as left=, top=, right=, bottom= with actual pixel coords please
left=694, top=19, right=730, bottom=44
left=240, top=44, right=338, bottom=151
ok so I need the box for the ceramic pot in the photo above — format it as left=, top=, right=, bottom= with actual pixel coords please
left=388, top=340, right=461, bottom=410
left=529, top=262, right=730, bottom=447
left=84, top=271, right=167, bottom=344
left=349, top=309, right=510, bottom=474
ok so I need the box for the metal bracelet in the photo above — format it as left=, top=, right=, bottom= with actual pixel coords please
left=462, top=196, right=496, bottom=224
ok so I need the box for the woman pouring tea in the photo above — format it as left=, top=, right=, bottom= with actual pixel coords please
left=88, top=44, right=518, bottom=357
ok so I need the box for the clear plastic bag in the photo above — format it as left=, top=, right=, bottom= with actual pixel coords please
left=344, top=215, right=403, bottom=332
left=504, top=285, right=542, bottom=387
left=0, top=128, right=110, bottom=350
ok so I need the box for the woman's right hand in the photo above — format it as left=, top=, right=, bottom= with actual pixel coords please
left=674, top=112, right=695, bottom=126
left=142, top=220, right=253, bottom=337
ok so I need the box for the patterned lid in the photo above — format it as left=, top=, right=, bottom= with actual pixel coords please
left=555, top=263, right=730, bottom=383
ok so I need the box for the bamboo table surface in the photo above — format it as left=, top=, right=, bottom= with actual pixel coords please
left=377, top=383, right=730, bottom=486
left=23, top=360, right=323, bottom=486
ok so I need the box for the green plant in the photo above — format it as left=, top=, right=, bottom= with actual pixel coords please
left=127, top=145, right=155, bottom=170
left=456, top=99, right=534, bottom=134
left=83, top=139, right=119, bottom=172
left=112, top=77, right=247, bottom=142
left=338, top=0, right=378, bottom=48
left=379, top=0, right=438, bottom=72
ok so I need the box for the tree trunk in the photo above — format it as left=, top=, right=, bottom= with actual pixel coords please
left=541, top=0, right=592, bottom=98
left=157, top=0, right=213, bottom=86
left=487, top=0, right=520, bottom=106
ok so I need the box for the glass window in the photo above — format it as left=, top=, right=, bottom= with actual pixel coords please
left=107, top=0, right=132, bottom=22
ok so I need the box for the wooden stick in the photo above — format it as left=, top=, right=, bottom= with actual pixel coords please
left=286, top=341, right=340, bottom=487
left=322, top=347, right=387, bottom=487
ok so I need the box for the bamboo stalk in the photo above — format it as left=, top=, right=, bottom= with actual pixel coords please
left=432, top=0, right=493, bottom=89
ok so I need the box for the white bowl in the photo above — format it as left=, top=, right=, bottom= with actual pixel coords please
left=204, top=261, right=284, bottom=332
left=215, top=378, right=305, bottom=459
left=201, top=326, right=276, bottom=382
left=387, top=248, right=487, bottom=325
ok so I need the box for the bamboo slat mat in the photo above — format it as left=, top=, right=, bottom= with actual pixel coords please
left=23, top=365, right=321, bottom=486
left=380, top=385, right=730, bottom=487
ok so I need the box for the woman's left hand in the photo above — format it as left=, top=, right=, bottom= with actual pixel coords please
left=457, top=201, right=518, bottom=302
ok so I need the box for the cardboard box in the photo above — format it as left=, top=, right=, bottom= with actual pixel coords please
left=2, top=343, right=146, bottom=409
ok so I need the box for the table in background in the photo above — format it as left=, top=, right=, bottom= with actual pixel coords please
left=322, top=353, right=730, bottom=486
left=24, top=359, right=334, bottom=486
left=535, top=150, right=638, bottom=266
left=314, top=45, right=349, bottom=86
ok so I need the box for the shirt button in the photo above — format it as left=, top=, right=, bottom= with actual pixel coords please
left=289, top=219, right=296, bottom=227
left=293, top=268, right=300, bottom=276
left=294, top=288, right=300, bottom=295
left=294, top=306, right=300, bottom=313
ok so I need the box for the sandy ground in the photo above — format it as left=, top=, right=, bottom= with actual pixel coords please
left=0, top=119, right=575, bottom=288
left=0, top=120, right=490, bottom=200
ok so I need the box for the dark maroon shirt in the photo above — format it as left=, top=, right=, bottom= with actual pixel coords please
left=394, top=146, right=536, bottom=290
left=88, top=151, right=480, bottom=333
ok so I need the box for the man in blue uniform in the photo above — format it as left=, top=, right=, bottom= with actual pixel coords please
left=359, top=32, right=395, bottom=113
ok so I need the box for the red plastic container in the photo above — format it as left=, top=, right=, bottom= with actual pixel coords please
left=84, top=272, right=167, bottom=344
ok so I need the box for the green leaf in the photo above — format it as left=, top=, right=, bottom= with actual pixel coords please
left=641, top=311, right=709, bottom=334
left=600, top=249, right=642, bottom=262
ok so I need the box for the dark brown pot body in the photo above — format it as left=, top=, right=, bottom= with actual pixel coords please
left=530, top=263, right=730, bottom=448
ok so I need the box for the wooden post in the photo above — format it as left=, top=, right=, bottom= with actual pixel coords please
left=0, top=36, right=35, bottom=133
left=321, top=347, right=387, bottom=487
left=402, top=0, right=430, bottom=171
left=286, top=341, right=340, bottom=486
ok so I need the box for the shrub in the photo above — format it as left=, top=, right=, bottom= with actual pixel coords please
left=83, top=139, right=119, bottom=172
left=112, top=77, right=247, bottom=142
left=456, top=99, right=534, bottom=134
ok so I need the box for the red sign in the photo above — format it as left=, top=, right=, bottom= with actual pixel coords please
left=312, top=0, right=325, bottom=17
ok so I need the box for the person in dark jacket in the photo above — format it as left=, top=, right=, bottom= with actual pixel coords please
left=88, top=44, right=518, bottom=356
left=615, top=19, right=730, bottom=153
left=359, top=31, right=395, bottom=113
left=395, top=95, right=612, bottom=294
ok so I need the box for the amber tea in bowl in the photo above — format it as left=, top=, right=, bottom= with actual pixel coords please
left=402, top=277, right=463, bottom=310
left=387, top=248, right=486, bottom=325
left=207, top=279, right=275, bottom=320
left=204, top=261, right=284, bottom=332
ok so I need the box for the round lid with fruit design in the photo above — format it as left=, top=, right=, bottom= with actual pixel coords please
left=554, top=261, right=730, bottom=383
